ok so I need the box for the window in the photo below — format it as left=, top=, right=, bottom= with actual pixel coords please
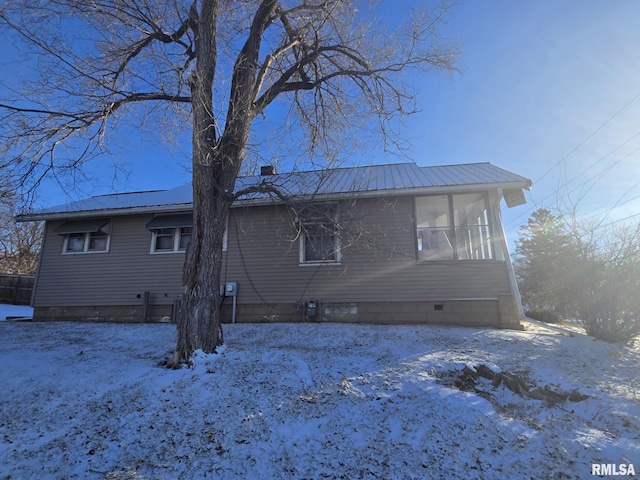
left=298, top=205, right=340, bottom=264
left=56, top=219, right=111, bottom=254
left=178, top=227, right=192, bottom=250
left=146, top=214, right=192, bottom=254
left=150, top=227, right=192, bottom=253
left=146, top=213, right=227, bottom=254
left=416, top=193, right=493, bottom=260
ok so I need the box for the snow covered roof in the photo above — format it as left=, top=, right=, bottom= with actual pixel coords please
left=18, top=162, right=531, bottom=221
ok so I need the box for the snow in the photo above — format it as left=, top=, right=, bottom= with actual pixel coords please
left=0, top=310, right=638, bottom=478
left=0, top=303, right=33, bottom=320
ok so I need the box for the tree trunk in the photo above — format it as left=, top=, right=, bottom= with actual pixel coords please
left=166, top=0, right=277, bottom=367
left=168, top=0, right=227, bottom=367
left=170, top=162, right=230, bottom=366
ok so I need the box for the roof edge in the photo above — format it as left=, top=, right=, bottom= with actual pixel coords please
left=16, top=203, right=193, bottom=222
left=17, top=180, right=529, bottom=221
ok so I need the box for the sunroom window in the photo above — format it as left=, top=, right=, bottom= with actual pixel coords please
left=416, top=193, right=493, bottom=260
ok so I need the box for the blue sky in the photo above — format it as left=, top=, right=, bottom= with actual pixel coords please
left=405, top=0, right=640, bottom=240
left=7, top=1, right=640, bottom=245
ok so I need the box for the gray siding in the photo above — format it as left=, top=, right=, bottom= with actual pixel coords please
left=223, top=196, right=512, bottom=305
left=34, top=215, right=184, bottom=307
left=34, top=195, right=512, bottom=309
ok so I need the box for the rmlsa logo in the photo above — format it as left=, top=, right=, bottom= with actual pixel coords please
left=591, top=464, right=636, bottom=476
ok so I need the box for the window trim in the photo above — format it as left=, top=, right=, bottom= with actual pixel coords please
left=61, top=220, right=111, bottom=254
left=148, top=218, right=228, bottom=254
left=298, top=205, right=341, bottom=265
left=150, top=226, right=193, bottom=254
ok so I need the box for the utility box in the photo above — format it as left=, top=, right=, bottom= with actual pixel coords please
left=306, top=299, right=319, bottom=319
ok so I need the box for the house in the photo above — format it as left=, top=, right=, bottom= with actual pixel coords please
left=18, top=162, right=531, bottom=328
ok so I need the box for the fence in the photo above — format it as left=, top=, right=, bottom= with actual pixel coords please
left=0, top=274, right=35, bottom=305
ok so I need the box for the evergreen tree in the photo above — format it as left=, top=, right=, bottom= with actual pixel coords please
left=513, top=208, right=575, bottom=315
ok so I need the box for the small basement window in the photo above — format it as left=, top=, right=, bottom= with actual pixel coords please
left=55, top=219, right=111, bottom=254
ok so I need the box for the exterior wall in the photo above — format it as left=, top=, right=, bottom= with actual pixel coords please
left=33, top=193, right=521, bottom=328
left=222, top=196, right=514, bottom=304
left=34, top=215, right=184, bottom=309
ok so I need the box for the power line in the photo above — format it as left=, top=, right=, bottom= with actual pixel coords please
left=596, top=211, right=640, bottom=230
left=532, top=91, right=640, bottom=186
left=504, top=92, right=640, bottom=230
left=505, top=135, right=640, bottom=230
left=582, top=182, right=640, bottom=228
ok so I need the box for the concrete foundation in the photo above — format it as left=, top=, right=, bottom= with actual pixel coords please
left=33, top=297, right=523, bottom=329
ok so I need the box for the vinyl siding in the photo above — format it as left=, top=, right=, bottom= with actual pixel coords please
left=223, top=196, right=512, bottom=304
left=34, top=195, right=512, bottom=309
left=34, top=215, right=184, bottom=307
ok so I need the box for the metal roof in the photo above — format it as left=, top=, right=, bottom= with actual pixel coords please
left=18, top=162, right=531, bottom=221
left=244, top=162, right=531, bottom=196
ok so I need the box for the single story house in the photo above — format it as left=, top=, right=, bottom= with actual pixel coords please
left=18, top=162, right=531, bottom=328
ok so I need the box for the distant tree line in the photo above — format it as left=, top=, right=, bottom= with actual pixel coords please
left=514, top=208, right=640, bottom=344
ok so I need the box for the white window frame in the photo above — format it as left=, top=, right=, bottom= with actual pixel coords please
left=149, top=221, right=228, bottom=254
left=298, top=206, right=341, bottom=265
left=150, top=227, right=193, bottom=254
left=62, top=224, right=111, bottom=254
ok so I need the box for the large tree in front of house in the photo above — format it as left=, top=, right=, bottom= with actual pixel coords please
left=0, top=0, right=458, bottom=366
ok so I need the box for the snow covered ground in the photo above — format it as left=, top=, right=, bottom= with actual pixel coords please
left=0, top=311, right=638, bottom=478
left=0, top=303, right=32, bottom=321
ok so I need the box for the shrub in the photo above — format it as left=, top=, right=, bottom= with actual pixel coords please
left=525, top=309, right=562, bottom=324
left=580, top=315, right=640, bottom=345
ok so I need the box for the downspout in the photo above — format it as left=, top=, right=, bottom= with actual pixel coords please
left=493, top=189, right=526, bottom=320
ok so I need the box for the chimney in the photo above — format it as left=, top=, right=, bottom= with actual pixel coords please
left=260, top=165, right=277, bottom=176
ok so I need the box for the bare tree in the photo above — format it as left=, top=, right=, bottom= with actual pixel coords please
left=0, top=196, right=42, bottom=275
left=565, top=215, right=640, bottom=344
left=0, top=0, right=458, bottom=366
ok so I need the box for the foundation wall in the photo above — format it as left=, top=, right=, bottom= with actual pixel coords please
left=33, top=305, right=174, bottom=323
left=221, top=298, right=521, bottom=328
left=34, top=297, right=523, bottom=329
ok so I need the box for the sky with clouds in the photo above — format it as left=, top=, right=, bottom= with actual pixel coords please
left=5, top=1, right=640, bottom=244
